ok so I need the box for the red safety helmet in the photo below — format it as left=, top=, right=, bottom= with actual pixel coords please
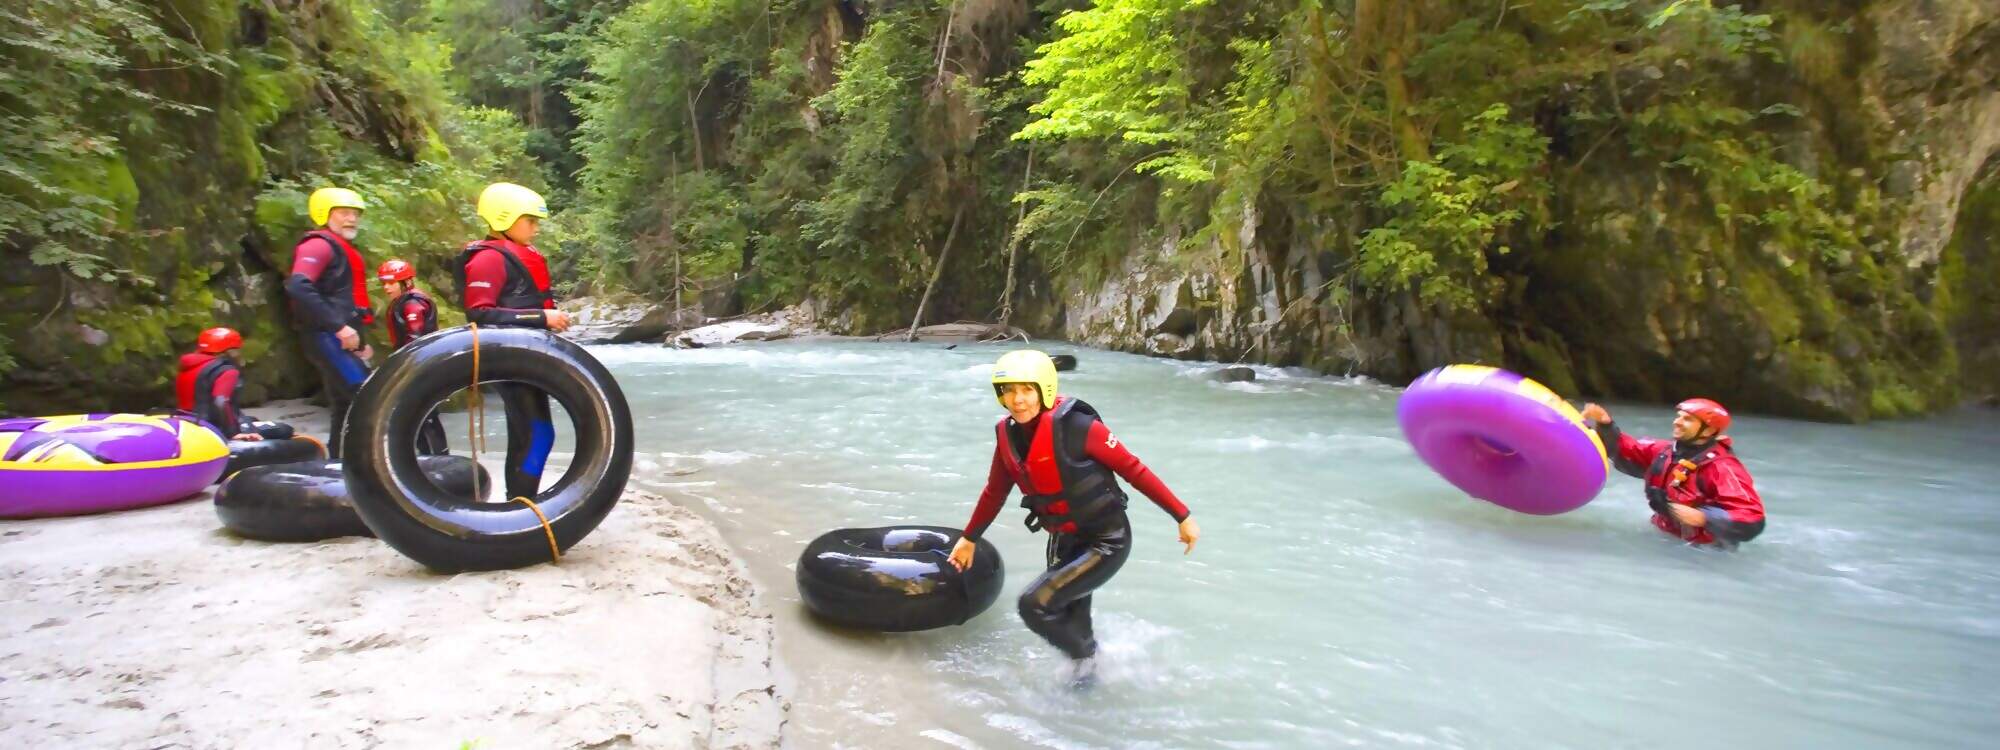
left=197, top=327, right=243, bottom=354
left=1676, top=398, right=1731, bottom=435
left=377, top=259, right=415, bottom=283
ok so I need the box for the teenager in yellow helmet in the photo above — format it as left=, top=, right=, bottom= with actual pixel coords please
left=949, top=349, right=1201, bottom=688
left=453, top=182, right=571, bottom=499
left=286, top=187, right=374, bottom=456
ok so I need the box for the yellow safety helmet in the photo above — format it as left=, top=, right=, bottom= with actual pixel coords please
left=308, top=187, right=365, bottom=226
left=477, top=182, right=549, bottom=234
left=991, top=350, right=1058, bottom=409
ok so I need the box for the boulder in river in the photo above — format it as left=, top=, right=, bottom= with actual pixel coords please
left=1210, top=366, right=1256, bottom=383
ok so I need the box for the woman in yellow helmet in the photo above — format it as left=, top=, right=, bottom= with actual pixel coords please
left=453, top=182, right=571, bottom=499
left=949, top=349, right=1201, bottom=687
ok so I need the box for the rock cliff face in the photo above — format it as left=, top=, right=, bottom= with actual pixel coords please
left=1062, top=0, right=1999, bottom=421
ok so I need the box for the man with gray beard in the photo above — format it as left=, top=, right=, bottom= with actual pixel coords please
left=284, top=187, right=376, bottom=457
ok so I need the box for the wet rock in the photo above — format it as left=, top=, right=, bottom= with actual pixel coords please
left=1210, top=366, right=1256, bottom=383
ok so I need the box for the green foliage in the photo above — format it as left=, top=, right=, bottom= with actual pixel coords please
left=570, top=0, right=775, bottom=297
left=0, top=0, right=228, bottom=283
left=1358, top=105, right=1547, bottom=311
left=5, top=0, right=1975, bottom=418
left=426, top=0, right=634, bottom=190
left=1016, top=0, right=1218, bottom=182
left=799, top=8, right=934, bottom=293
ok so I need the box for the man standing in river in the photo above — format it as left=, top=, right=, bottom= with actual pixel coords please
left=1582, top=399, right=1766, bottom=548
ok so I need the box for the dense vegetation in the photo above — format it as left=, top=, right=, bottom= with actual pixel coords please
left=4, top=0, right=1996, bottom=420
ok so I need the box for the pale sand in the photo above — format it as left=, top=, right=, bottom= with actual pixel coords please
left=0, top=401, right=787, bottom=748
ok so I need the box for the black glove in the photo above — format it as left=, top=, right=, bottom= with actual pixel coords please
left=1645, top=485, right=1670, bottom=516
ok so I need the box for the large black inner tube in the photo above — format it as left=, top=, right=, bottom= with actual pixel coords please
left=340, top=326, right=634, bottom=572
left=223, top=436, right=323, bottom=477
left=796, top=525, right=1004, bottom=632
left=215, top=456, right=488, bottom=543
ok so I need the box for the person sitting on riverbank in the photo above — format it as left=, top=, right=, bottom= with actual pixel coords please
left=948, top=349, right=1201, bottom=688
left=377, top=259, right=447, bottom=454
left=1582, top=399, right=1765, bottom=548
left=454, top=182, right=572, bottom=499
left=284, top=187, right=375, bottom=457
left=175, top=327, right=293, bottom=442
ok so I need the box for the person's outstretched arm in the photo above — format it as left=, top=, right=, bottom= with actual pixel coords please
left=1082, top=421, right=1199, bottom=552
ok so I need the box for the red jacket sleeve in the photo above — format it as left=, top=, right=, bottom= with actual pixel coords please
left=462, top=250, right=549, bottom=328
left=1700, top=458, right=1765, bottom=524
left=960, top=443, right=1014, bottom=541
left=1596, top=421, right=1669, bottom=479
left=1082, top=420, right=1190, bottom=521
left=288, top=238, right=333, bottom=281
left=284, top=237, right=353, bottom=332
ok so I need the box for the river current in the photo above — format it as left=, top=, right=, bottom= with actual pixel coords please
left=579, top=340, right=2000, bottom=749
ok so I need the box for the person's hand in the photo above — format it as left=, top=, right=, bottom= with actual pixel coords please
left=232, top=433, right=263, bottom=442
left=1668, top=504, right=1706, bottom=527
left=1581, top=403, right=1611, bottom=424
left=356, top=344, right=374, bottom=363
left=1178, top=517, right=1201, bottom=554
left=947, top=537, right=977, bottom=571
left=336, top=325, right=360, bottom=351
left=546, top=310, right=573, bottom=332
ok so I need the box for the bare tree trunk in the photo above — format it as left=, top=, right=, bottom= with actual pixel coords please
left=1355, top=0, right=1430, bottom=163
left=908, top=204, right=968, bottom=342
left=933, top=1, right=959, bottom=92
left=686, top=89, right=706, bottom=172
left=997, top=148, right=1034, bottom=328
left=527, top=0, right=546, bottom=128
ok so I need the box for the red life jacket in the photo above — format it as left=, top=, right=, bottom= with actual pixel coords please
left=453, top=239, right=554, bottom=311
left=995, top=397, right=1128, bottom=534
left=1644, top=437, right=1755, bottom=544
left=298, top=229, right=376, bottom=325
left=384, top=289, right=439, bottom=348
left=174, top=352, right=241, bottom=433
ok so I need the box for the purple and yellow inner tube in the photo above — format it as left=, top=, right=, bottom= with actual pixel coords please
left=1397, top=365, right=1609, bottom=515
left=0, top=413, right=229, bottom=519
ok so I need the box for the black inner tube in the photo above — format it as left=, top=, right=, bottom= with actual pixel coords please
left=796, top=525, right=1004, bottom=632
left=223, top=436, right=323, bottom=477
left=215, top=456, right=488, bottom=543
left=340, top=326, right=634, bottom=572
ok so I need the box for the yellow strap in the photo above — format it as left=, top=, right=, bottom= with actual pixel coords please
left=513, top=495, right=561, bottom=564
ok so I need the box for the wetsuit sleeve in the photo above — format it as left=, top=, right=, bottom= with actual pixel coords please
left=1592, top=421, right=1664, bottom=479
left=210, top=368, right=252, bottom=434
left=284, top=237, right=353, bottom=332
left=1082, top=421, right=1190, bottom=522
left=960, top=444, right=1013, bottom=542
left=1697, top=458, right=1765, bottom=541
left=462, top=250, right=549, bottom=328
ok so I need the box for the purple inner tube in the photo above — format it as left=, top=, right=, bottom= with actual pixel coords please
left=1397, top=367, right=1607, bottom=515
left=0, top=413, right=225, bottom=519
